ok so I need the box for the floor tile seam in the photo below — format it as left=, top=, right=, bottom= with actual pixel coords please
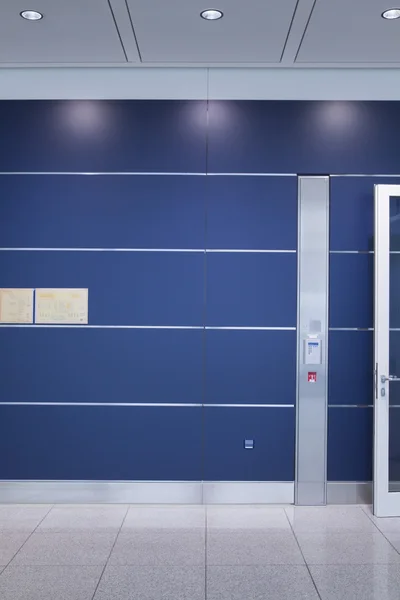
left=359, top=506, right=400, bottom=556
left=283, top=507, right=323, bottom=600
left=286, top=532, right=385, bottom=537
left=106, top=561, right=304, bottom=567
left=205, top=562, right=308, bottom=567
left=120, top=526, right=207, bottom=531
left=108, top=561, right=206, bottom=567
left=379, top=535, right=400, bottom=556
left=90, top=504, right=130, bottom=600
left=284, top=505, right=387, bottom=535
left=0, top=504, right=54, bottom=576
left=26, top=529, right=124, bottom=534
left=207, top=564, right=315, bottom=571
left=48, top=505, right=129, bottom=509
left=207, top=526, right=295, bottom=531
left=360, top=505, right=386, bottom=533
left=40, top=505, right=57, bottom=519
left=1, top=563, right=111, bottom=567
left=304, top=561, right=400, bottom=565
left=292, top=529, right=395, bottom=536
left=94, top=565, right=206, bottom=571
left=115, top=531, right=206, bottom=539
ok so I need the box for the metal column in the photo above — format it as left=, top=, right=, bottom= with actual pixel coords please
left=296, top=176, right=329, bottom=505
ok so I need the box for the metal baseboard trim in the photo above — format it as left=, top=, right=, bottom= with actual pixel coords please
left=0, top=481, right=294, bottom=505
left=203, top=482, right=294, bottom=504
left=327, top=482, right=372, bottom=504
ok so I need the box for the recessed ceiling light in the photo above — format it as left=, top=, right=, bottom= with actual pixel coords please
left=200, top=9, right=223, bottom=20
left=20, top=10, right=43, bottom=21
left=382, top=8, right=400, bottom=19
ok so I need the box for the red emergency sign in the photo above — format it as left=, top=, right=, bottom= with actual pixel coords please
left=308, top=372, right=317, bottom=383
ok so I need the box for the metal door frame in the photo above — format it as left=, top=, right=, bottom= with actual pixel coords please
left=374, top=184, right=400, bottom=516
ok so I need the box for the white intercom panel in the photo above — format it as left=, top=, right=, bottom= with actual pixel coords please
left=304, top=338, right=322, bottom=365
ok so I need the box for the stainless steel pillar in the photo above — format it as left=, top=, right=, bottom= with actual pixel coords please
left=296, top=176, right=329, bottom=505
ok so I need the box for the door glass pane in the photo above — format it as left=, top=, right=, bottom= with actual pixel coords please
left=389, top=196, right=400, bottom=492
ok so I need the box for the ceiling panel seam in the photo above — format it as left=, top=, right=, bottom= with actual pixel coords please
left=107, top=0, right=128, bottom=62
left=280, top=0, right=301, bottom=62
left=294, top=0, right=317, bottom=62
left=124, top=0, right=142, bottom=61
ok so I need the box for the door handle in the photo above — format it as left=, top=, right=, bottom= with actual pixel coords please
left=381, top=375, right=400, bottom=383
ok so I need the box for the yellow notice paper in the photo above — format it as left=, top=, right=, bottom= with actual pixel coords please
left=0, top=288, right=34, bottom=323
left=35, top=288, right=88, bottom=324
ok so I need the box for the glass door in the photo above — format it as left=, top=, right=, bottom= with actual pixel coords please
left=374, top=184, right=400, bottom=516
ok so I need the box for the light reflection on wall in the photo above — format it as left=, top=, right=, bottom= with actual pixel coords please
left=208, top=101, right=242, bottom=131
left=298, top=101, right=376, bottom=164
left=54, top=101, right=115, bottom=141
left=206, top=101, right=247, bottom=163
left=172, top=101, right=207, bottom=152
left=313, top=101, right=367, bottom=138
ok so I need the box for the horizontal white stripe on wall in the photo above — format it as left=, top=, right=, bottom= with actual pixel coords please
left=0, top=325, right=296, bottom=330
left=1, top=171, right=400, bottom=177
left=0, top=248, right=296, bottom=253
left=0, top=247, right=205, bottom=253
left=330, top=174, right=400, bottom=178
left=328, top=405, right=374, bottom=408
left=207, top=173, right=297, bottom=177
left=0, top=172, right=298, bottom=176
left=0, top=324, right=204, bottom=330
left=329, top=328, right=374, bottom=331
left=207, top=249, right=296, bottom=253
left=207, top=326, right=296, bottom=330
left=330, top=250, right=373, bottom=254
left=0, top=402, right=295, bottom=408
left=0, top=172, right=209, bottom=176
left=205, top=404, right=294, bottom=408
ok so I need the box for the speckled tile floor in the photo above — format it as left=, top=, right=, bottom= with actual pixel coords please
left=0, top=504, right=399, bottom=599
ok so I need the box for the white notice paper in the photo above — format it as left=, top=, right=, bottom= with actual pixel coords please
left=35, top=289, right=88, bottom=324
left=0, top=288, right=34, bottom=323
left=304, top=338, right=322, bottom=365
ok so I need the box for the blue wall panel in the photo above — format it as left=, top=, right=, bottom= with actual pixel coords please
left=389, top=408, right=400, bottom=483
left=0, top=405, right=202, bottom=480
left=0, top=251, right=204, bottom=326
left=206, top=176, right=297, bottom=250
left=330, top=253, right=373, bottom=329
left=390, top=197, right=400, bottom=251
left=208, top=101, right=400, bottom=175
left=11, top=99, right=400, bottom=485
left=390, top=332, right=400, bottom=406
left=206, top=253, right=297, bottom=327
left=390, top=255, right=400, bottom=329
left=328, top=407, right=372, bottom=481
left=329, top=175, right=376, bottom=480
left=204, top=407, right=295, bottom=481
left=0, top=101, right=207, bottom=173
left=0, top=328, right=203, bottom=405
left=329, top=331, right=373, bottom=406
left=205, top=330, right=296, bottom=405
left=330, top=177, right=400, bottom=251
left=5, top=100, right=400, bottom=175
left=0, top=175, right=206, bottom=250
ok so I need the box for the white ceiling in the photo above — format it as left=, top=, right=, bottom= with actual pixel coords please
left=1, top=0, right=400, bottom=67
left=128, top=0, right=299, bottom=63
